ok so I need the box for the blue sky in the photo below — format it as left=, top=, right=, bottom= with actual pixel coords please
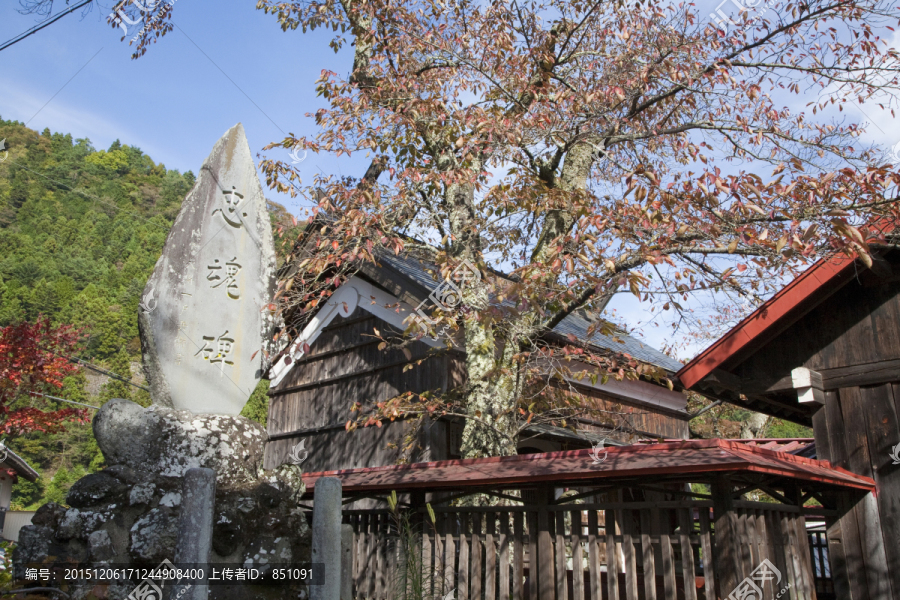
left=0, top=0, right=371, bottom=217
left=1, top=0, right=897, bottom=361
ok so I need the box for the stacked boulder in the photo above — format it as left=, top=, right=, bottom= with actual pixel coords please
left=14, top=399, right=310, bottom=600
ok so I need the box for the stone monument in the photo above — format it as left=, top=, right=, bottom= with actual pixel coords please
left=139, top=123, right=277, bottom=415
left=14, top=125, right=309, bottom=600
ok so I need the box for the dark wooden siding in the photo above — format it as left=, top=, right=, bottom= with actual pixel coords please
left=447, top=356, right=689, bottom=441
left=579, top=392, right=689, bottom=440
left=265, top=307, right=452, bottom=469
left=266, top=308, right=688, bottom=470
left=725, top=270, right=900, bottom=600
left=733, top=276, right=900, bottom=383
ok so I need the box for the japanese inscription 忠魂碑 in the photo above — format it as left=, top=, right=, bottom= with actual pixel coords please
left=138, top=123, right=277, bottom=415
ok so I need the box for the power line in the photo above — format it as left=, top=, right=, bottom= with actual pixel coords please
left=28, top=392, right=100, bottom=410
left=0, top=0, right=95, bottom=53
left=63, top=354, right=150, bottom=392
left=37, top=346, right=151, bottom=393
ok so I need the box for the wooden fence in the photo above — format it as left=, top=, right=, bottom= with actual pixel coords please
left=341, top=501, right=818, bottom=600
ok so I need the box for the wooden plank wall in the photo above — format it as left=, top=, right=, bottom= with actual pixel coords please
left=575, top=394, right=689, bottom=440
left=340, top=501, right=812, bottom=600
left=265, top=307, right=451, bottom=470
left=267, top=307, right=690, bottom=470
left=811, top=382, right=900, bottom=600
left=736, top=277, right=900, bottom=382
left=726, top=267, right=900, bottom=599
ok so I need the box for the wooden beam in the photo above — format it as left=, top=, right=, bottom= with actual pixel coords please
left=792, top=367, right=825, bottom=405
left=819, top=358, right=900, bottom=390
left=269, top=354, right=437, bottom=397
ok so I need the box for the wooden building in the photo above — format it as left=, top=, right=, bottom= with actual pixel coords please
left=264, top=247, right=690, bottom=473
left=679, top=247, right=900, bottom=600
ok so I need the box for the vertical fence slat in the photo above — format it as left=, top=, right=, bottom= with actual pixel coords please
left=469, top=513, right=484, bottom=600
left=698, top=507, right=715, bottom=600
left=377, top=513, right=388, bottom=600
left=782, top=512, right=802, bottom=599
left=436, top=511, right=449, bottom=598
left=754, top=511, right=773, bottom=600
left=485, top=512, right=497, bottom=600
left=556, top=510, right=567, bottom=600
left=659, top=510, right=676, bottom=600
left=796, top=515, right=817, bottom=600
left=459, top=513, right=470, bottom=600
left=515, top=511, right=525, bottom=600
left=366, top=513, right=377, bottom=600
left=500, top=511, right=511, bottom=600
left=528, top=510, right=539, bottom=600
left=537, top=507, right=554, bottom=600
left=606, top=509, right=619, bottom=600
left=446, top=512, right=458, bottom=598
left=351, top=514, right=361, bottom=597
left=746, top=510, right=760, bottom=579
left=738, top=511, right=752, bottom=581
left=621, top=509, right=638, bottom=600
left=789, top=512, right=815, bottom=600
left=768, top=511, right=788, bottom=598
left=677, top=508, right=697, bottom=600
left=639, top=510, right=657, bottom=600
left=587, top=510, right=600, bottom=600
left=388, top=511, right=399, bottom=600
left=572, top=510, right=584, bottom=600
left=473, top=513, right=483, bottom=600
left=423, top=510, right=435, bottom=600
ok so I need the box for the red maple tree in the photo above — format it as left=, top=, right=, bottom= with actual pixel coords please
left=0, top=317, right=89, bottom=435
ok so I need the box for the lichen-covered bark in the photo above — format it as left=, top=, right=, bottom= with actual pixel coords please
left=450, top=143, right=601, bottom=459
left=458, top=283, right=521, bottom=458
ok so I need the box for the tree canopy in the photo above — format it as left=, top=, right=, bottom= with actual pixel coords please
left=124, top=0, right=900, bottom=459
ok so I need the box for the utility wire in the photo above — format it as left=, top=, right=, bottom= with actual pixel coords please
left=37, top=346, right=151, bottom=393
left=0, top=0, right=94, bottom=53
left=63, top=354, right=150, bottom=392
left=28, top=392, right=100, bottom=410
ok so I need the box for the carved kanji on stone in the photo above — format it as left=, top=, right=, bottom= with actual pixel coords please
left=138, top=124, right=277, bottom=415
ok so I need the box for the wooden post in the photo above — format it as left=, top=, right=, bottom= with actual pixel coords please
left=341, top=524, right=353, bottom=600
left=312, top=477, right=342, bottom=600
left=171, top=468, right=216, bottom=600
left=712, top=477, right=742, bottom=599
left=536, top=487, right=554, bottom=600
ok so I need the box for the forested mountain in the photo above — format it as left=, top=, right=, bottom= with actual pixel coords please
left=0, top=118, right=270, bottom=509
left=0, top=117, right=192, bottom=352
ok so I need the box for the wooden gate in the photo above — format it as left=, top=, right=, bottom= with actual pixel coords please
left=341, top=501, right=816, bottom=600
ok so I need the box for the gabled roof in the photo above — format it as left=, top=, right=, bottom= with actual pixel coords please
left=377, top=252, right=683, bottom=372
left=677, top=253, right=857, bottom=389
left=2, top=447, right=39, bottom=482
left=301, top=438, right=874, bottom=496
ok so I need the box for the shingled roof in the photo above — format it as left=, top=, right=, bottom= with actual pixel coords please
left=376, top=251, right=683, bottom=373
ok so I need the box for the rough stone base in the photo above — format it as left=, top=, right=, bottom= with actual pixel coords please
left=13, top=400, right=310, bottom=600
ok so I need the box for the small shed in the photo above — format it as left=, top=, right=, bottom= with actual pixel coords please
left=0, top=446, right=39, bottom=541
left=266, top=242, right=691, bottom=472
left=679, top=247, right=900, bottom=600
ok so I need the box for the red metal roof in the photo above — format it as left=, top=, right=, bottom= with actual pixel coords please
left=638, top=438, right=815, bottom=454
left=677, top=254, right=856, bottom=389
left=301, top=439, right=874, bottom=496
